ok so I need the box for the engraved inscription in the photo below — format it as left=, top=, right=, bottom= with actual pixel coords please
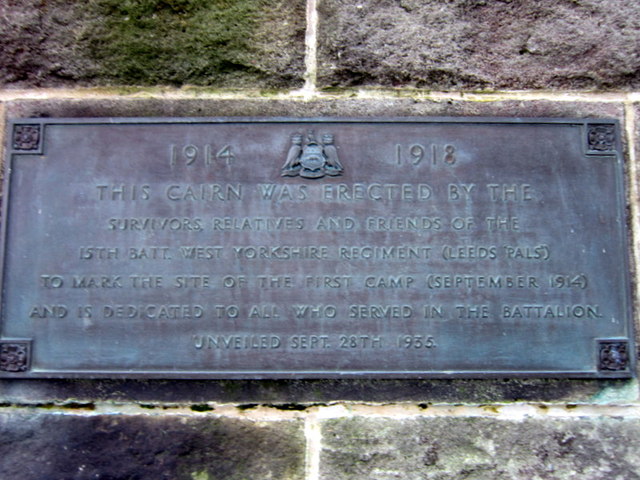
left=0, top=118, right=632, bottom=378
left=395, top=143, right=456, bottom=166
left=170, top=143, right=236, bottom=166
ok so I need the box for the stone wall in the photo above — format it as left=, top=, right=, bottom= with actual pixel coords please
left=1, top=1, right=640, bottom=479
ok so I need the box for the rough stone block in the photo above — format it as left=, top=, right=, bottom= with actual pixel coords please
left=317, top=0, right=640, bottom=90
left=0, top=0, right=306, bottom=88
left=320, top=416, right=640, bottom=479
left=0, top=410, right=305, bottom=480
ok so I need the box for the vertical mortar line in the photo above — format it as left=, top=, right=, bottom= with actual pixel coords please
left=624, top=101, right=640, bottom=331
left=302, top=0, right=319, bottom=97
left=0, top=103, right=6, bottom=185
left=304, top=411, right=322, bottom=480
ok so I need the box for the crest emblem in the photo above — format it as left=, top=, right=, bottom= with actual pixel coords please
left=281, top=130, right=343, bottom=179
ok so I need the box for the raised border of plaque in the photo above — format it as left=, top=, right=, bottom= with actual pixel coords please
left=0, top=117, right=635, bottom=379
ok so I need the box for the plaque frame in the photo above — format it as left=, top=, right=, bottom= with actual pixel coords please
left=0, top=117, right=635, bottom=379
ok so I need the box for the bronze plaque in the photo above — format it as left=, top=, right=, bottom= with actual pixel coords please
left=0, top=118, right=634, bottom=378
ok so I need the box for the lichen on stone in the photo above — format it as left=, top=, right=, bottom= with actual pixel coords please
left=0, top=0, right=305, bottom=88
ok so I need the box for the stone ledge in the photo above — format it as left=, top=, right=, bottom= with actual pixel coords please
left=0, top=378, right=635, bottom=407
left=3, top=96, right=625, bottom=120
left=1, top=88, right=639, bottom=102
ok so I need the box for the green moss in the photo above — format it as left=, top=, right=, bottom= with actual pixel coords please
left=590, top=379, right=639, bottom=404
left=82, top=0, right=286, bottom=86
left=191, top=472, right=210, bottom=480
left=481, top=405, right=500, bottom=414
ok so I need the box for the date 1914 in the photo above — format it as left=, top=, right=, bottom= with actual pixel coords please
left=170, top=144, right=236, bottom=166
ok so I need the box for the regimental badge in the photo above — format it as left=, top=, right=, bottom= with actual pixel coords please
left=281, top=130, right=344, bottom=179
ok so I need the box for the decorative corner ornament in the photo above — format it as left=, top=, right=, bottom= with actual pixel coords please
left=281, top=130, right=343, bottom=179
left=13, top=124, right=41, bottom=151
left=587, top=124, right=615, bottom=152
left=598, top=340, right=629, bottom=371
left=0, top=341, right=31, bottom=372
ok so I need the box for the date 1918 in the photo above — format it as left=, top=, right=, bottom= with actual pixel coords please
left=395, top=144, right=456, bottom=166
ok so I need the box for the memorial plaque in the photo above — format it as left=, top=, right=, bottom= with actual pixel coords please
left=0, top=118, right=634, bottom=378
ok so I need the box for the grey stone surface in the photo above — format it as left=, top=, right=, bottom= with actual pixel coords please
left=320, top=416, right=640, bottom=479
left=0, top=410, right=305, bottom=480
left=317, top=0, right=640, bottom=90
left=0, top=0, right=305, bottom=88
left=5, top=97, right=625, bottom=120
left=1, top=97, right=635, bottom=406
